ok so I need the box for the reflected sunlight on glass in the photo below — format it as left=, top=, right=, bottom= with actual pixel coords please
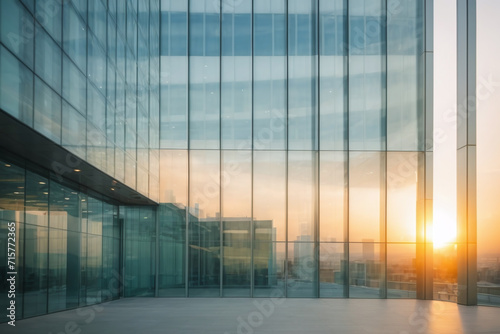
left=432, top=209, right=457, bottom=248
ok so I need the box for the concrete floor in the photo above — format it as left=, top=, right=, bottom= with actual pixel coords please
left=1, top=298, right=499, bottom=334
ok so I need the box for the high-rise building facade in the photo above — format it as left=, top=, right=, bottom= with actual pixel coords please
left=0, top=0, right=498, bottom=325
left=156, top=0, right=432, bottom=299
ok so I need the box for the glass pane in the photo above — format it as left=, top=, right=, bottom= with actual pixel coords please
left=88, top=0, right=107, bottom=48
left=287, top=242, right=318, bottom=298
left=221, top=1, right=252, bottom=149
left=48, top=228, right=68, bottom=312
left=0, top=0, right=34, bottom=69
left=35, top=25, right=61, bottom=94
left=25, top=171, right=48, bottom=227
left=34, top=77, right=62, bottom=144
left=159, top=150, right=188, bottom=205
left=319, top=0, right=347, bottom=150
left=253, top=151, right=286, bottom=242
left=123, top=207, right=156, bottom=297
left=387, top=152, right=420, bottom=242
left=22, top=224, right=49, bottom=317
left=221, top=150, right=251, bottom=296
left=0, top=46, right=34, bottom=126
left=159, top=203, right=186, bottom=297
left=63, top=3, right=87, bottom=73
left=387, top=1, right=422, bottom=151
left=49, top=181, right=80, bottom=231
left=188, top=150, right=220, bottom=296
left=62, top=100, right=87, bottom=159
left=320, top=151, right=346, bottom=242
left=349, top=242, right=385, bottom=298
left=88, top=33, right=106, bottom=96
left=189, top=0, right=221, bottom=149
left=254, top=242, right=286, bottom=298
left=160, top=1, right=188, bottom=149
left=87, top=83, right=106, bottom=132
left=62, top=54, right=86, bottom=115
left=0, top=161, right=26, bottom=223
left=387, top=243, right=417, bottom=298
left=348, top=0, right=386, bottom=151
left=86, top=234, right=102, bottom=304
left=288, top=0, right=318, bottom=150
left=35, top=0, right=62, bottom=44
left=288, top=151, right=317, bottom=243
left=87, top=196, right=103, bottom=235
left=433, top=243, right=457, bottom=302
left=253, top=0, right=287, bottom=150
left=319, top=243, right=347, bottom=298
left=349, top=152, right=385, bottom=242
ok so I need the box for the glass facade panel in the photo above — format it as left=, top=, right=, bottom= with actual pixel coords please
left=63, top=3, right=87, bottom=73
left=319, top=243, right=347, bottom=298
left=34, top=76, right=61, bottom=144
left=349, top=242, right=385, bottom=298
left=349, top=152, right=385, bottom=243
left=159, top=203, right=186, bottom=297
left=0, top=0, right=441, bottom=308
left=62, top=100, right=87, bottom=159
left=62, top=54, right=86, bottom=115
left=387, top=243, right=417, bottom=299
left=35, top=23, right=62, bottom=94
left=0, top=0, right=34, bottom=69
left=387, top=1, right=423, bottom=151
left=288, top=0, right=318, bottom=150
left=221, top=0, right=252, bottom=149
left=188, top=150, right=220, bottom=296
left=22, top=224, right=48, bottom=317
left=319, top=0, right=347, bottom=150
left=287, top=242, right=318, bottom=298
left=221, top=150, right=251, bottom=296
left=348, top=0, right=386, bottom=151
left=253, top=242, right=286, bottom=298
left=189, top=0, right=221, bottom=149
left=387, top=152, right=420, bottom=242
left=253, top=0, right=287, bottom=150
left=0, top=45, right=33, bottom=126
left=319, top=151, right=346, bottom=242
left=288, top=151, right=317, bottom=243
left=35, top=0, right=62, bottom=45
left=123, top=206, right=156, bottom=297
left=0, top=156, right=120, bottom=322
left=253, top=151, right=286, bottom=242
left=48, top=228, right=68, bottom=312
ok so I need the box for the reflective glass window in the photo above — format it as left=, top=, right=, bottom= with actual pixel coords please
left=0, top=46, right=33, bottom=126
left=34, top=76, right=62, bottom=144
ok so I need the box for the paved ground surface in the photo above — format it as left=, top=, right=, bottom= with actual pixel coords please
left=1, top=298, right=499, bottom=334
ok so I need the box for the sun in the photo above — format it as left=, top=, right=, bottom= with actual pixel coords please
left=432, top=209, right=457, bottom=248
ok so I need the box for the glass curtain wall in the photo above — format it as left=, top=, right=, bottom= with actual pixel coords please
left=0, top=0, right=160, bottom=201
left=158, top=0, right=426, bottom=298
left=0, top=156, right=120, bottom=323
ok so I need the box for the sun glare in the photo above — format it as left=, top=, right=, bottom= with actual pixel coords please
left=432, top=209, right=457, bottom=248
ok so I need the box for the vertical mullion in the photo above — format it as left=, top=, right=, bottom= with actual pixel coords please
left=21, top=168, right=27, bottom=318
left=46, top=179, right=50, bottom=312
left=154, top=0, right=159, bottom=298
left=186, top=0, right=191, bottom=299
left=218, top=0, right=223, bottom=298
left=316, top=0, right=321, bottom=298
left=250, top=0, right=255, bottom=298
left=344, top=0, right=350, bottom=299
left=284, top=0, right=289, bottom=299
left=383, top=0, right=388, bottom=300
